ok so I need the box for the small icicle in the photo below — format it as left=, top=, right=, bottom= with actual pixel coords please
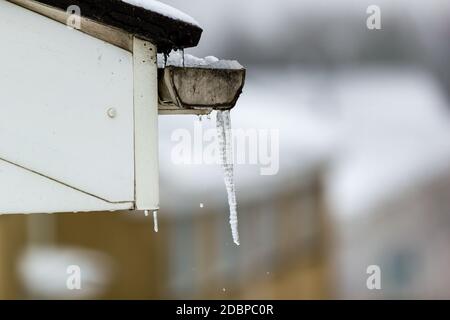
left=163, top=52, right=168, bottom=67
left=153, top=211, right=159, bottom=233
left=217, top=110, right=240, bottom=246
left=181, top=48, right=185, bottom=67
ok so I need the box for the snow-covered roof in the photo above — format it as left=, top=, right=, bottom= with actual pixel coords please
left=33, top=0, right=202, bottom=53
left=122, top=0, right=199, bottom=27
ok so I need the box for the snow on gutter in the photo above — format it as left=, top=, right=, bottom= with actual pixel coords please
left=157, top=52, right=246, bottom=114
left=157, top=51, right=243, bottom=70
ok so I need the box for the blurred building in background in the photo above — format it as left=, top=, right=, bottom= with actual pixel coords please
left=0, top=0, right=449, bottom=299
left=333, top=171, right=450, bottom=299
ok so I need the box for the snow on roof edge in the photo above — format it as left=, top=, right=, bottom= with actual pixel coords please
left=122, top=0, right=200, bottom=27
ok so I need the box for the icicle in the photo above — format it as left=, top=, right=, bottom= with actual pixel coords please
left=153, top=211, right=159, bottom=233
left=164, top=52, right=168, bottom=68
left=181, top=48, right=185, bottom=67
left=216, top=110, right=240, bottom=246
left=144, top=210, right=158, bottom=233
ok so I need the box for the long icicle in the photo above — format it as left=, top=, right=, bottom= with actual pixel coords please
left=217, top=110, right=240, bottom=246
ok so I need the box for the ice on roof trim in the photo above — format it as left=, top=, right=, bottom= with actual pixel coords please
left=122, top=0, right=200, bottom=27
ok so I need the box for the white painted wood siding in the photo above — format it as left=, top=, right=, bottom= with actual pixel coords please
left=0, top=1, right=139, bottom=213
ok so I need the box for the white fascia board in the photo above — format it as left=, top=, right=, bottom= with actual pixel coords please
left=133, top=37, right=160, bottom=211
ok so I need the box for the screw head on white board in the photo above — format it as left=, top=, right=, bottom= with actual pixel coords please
left=107, top=108, right=117, bottom=118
